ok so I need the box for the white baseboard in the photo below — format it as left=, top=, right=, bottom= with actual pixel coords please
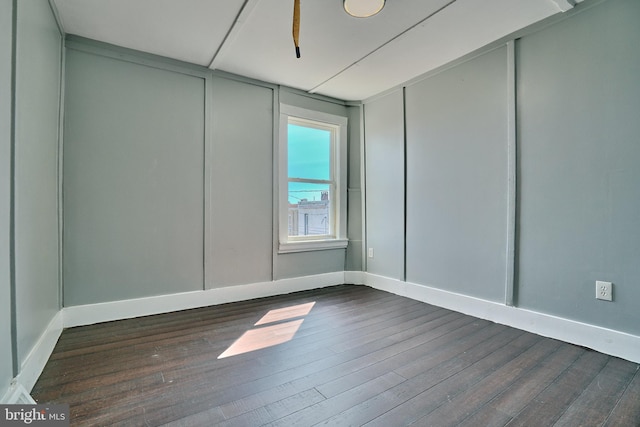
left=15, top=270, right=639, bottom=401
left=365, top=273, right=640, bottom=364
left=1, top=382, right=36, bottom=404
left=344, top=270, right=366, bottom=285
left=14, top=310, right=63, bottom=394
left=63, top=272, right=345, bottom=328
left=8, top=273, right=344, bottom=396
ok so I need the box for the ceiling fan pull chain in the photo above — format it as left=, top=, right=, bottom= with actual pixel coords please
left=293, top=0, right=301, bottom=58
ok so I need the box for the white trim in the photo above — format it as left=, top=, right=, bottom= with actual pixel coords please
left=279, top=238, right=348, bottom=253
left=364, top=273, right=640, bottom=364
left=278, top=104, right=349, bottom=253
left=344, top=270, right=366, bottom=285
left=10, top=270, right=640, bottom=400
left=1, top=382, right=36, bottom=404
left=8, top=273, right=344, bottom=395
left=15, top=311, right=63, bottom=393
left=63, top=272, right=345, bottom=328
left=280, top=104, right=349, bottom=128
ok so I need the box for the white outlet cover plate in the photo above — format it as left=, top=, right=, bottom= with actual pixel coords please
left=596, top=281, right=613, bottom=301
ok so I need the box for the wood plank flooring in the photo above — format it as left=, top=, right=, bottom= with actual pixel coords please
left=31, top=285, right=640, bottom=426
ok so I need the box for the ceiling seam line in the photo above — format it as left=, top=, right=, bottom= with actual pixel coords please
left=208, top=0, right=258, bottom=70
left=308, top=0, right=458, bottom=95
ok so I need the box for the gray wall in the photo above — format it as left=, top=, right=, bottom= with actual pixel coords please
left=209, top=76, right=273, bottom=287
left=14, top=0, right=61, bottom=369
left=63, top=48, right=205, bottom=305
left=62, top=42, right=359, bottom=304
left=516, top=0, right=640, bottom=335
left=0, top=0, right=15, bottom=400
left=363, top=0, right=639, bottom=336
left=405, top=46, right=508, bottom=302
left=364, top=89, right=405, bottom=279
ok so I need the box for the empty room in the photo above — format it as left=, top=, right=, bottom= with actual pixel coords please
left=1, top=0, right=639, bottom=425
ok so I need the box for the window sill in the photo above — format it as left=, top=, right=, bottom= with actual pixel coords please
left=279, top=238, right=349, bottom=254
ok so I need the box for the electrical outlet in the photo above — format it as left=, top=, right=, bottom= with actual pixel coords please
left=368, top=248, right=374, bottom=258
left=596, top=281, right=612, bottom=301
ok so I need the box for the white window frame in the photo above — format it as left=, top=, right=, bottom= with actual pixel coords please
left=278, top=104, right=348, bottom=253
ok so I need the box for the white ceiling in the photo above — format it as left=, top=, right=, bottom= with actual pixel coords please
left=51, top=0, right=582, bottom=101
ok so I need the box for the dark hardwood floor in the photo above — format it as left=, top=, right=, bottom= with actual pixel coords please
left=32, top=285, right=640, bottom=426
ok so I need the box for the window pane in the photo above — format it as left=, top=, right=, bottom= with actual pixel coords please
left=288, top=182, right=331, bottom=236
left=288, top=123, right=330, bottom=180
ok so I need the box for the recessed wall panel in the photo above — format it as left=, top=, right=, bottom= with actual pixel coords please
left=210, top=77, right=273, bottom=287
left=405, top=47, right=508, bottom=302
left=516, top=0, right=640, bottom=335
left=63, top=50, right=205, bottom=305
left=14, top=0, right=62, bottom=367
left=364, top=90, right=405, bottom=280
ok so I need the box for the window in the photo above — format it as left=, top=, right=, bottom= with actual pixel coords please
left=279, top=104, right=348, bottom=253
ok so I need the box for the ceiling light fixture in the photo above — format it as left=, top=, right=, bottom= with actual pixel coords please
left=343, top=0, right=385, bottom=18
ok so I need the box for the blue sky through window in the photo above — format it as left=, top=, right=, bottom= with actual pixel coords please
left=288, top=123, right=330, bottom=204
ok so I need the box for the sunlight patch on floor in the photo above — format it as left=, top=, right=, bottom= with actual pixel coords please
left=218, top=302, right=316, bottom=359
left=255, top=302, right=315, bottom=325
